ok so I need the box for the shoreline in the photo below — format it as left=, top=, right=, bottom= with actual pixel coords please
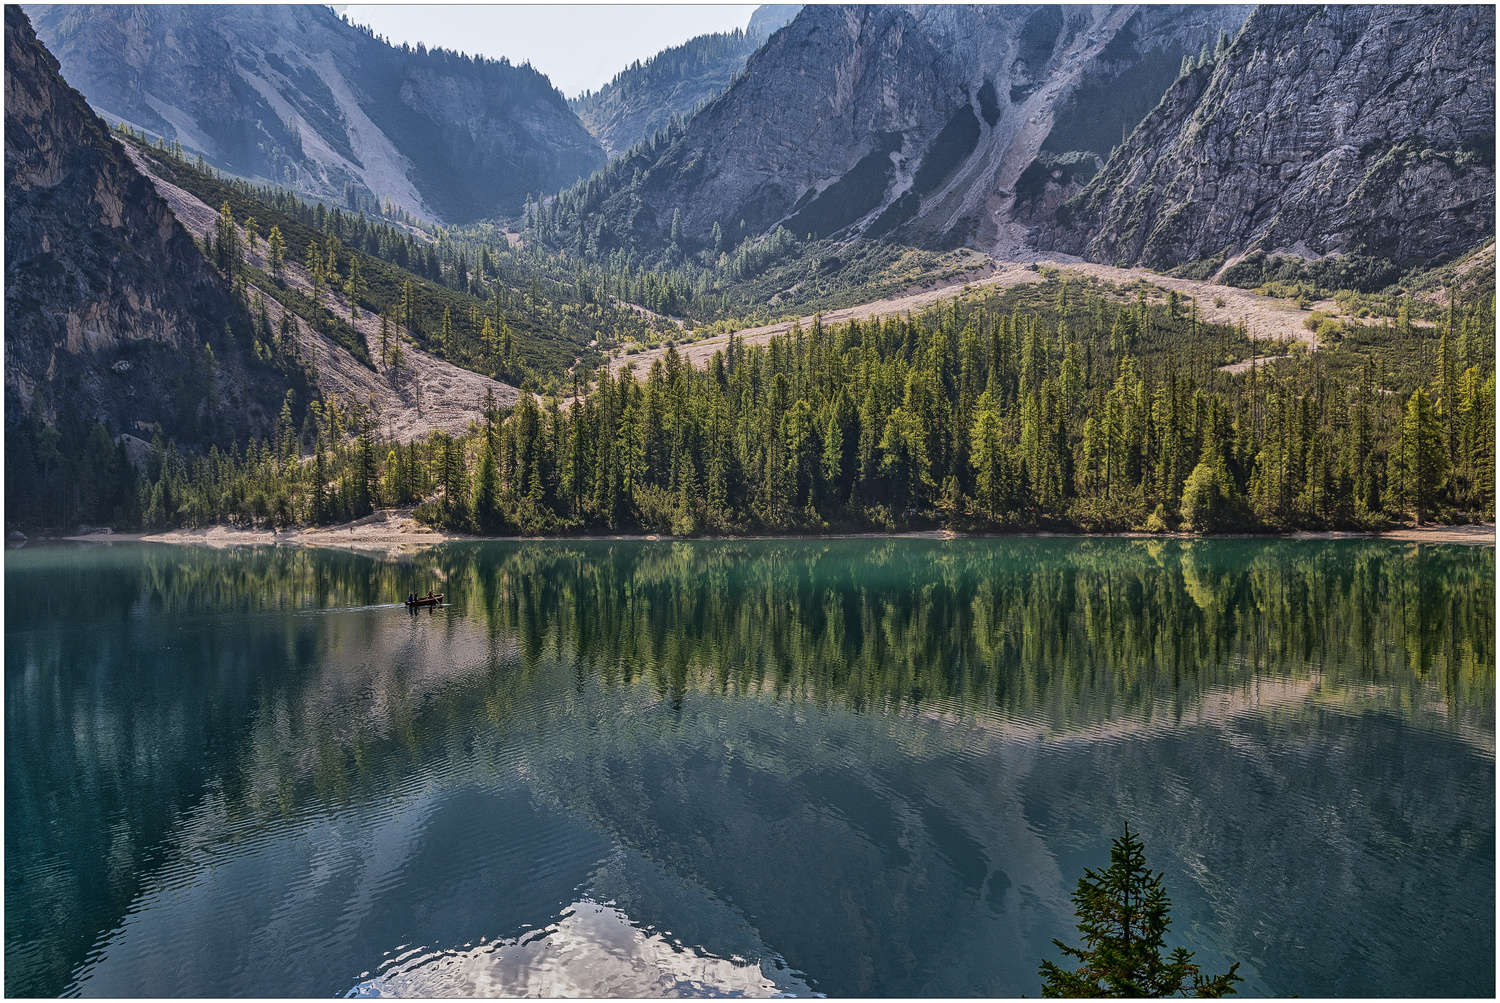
left=35, top=509, right=1498, bottom=553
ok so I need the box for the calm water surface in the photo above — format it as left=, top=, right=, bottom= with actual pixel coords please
left=5, top=538, right=1494, bottom=997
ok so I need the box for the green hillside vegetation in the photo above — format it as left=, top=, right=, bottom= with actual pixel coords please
left=42, top=274, right=1489, bottom=537
left=119, top=128, right=945, bottom=369
left=117, top=129, right=686, bottom=386
left=462, top=190, right=990, bottom=343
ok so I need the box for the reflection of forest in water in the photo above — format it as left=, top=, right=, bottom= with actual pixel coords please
left=5, top=539, right=1494, bottom=997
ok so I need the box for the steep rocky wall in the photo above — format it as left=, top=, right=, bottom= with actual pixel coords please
left=563, top=4, right=1251, bottom=261
left=1044, top=4, right=1496, bottom=270
left=4, top=4, right=301, bottom=442
left=571, top=30, right=764, bottom=159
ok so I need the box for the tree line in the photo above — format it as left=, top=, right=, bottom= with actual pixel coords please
left=20, top=280, right=1487, bottom=537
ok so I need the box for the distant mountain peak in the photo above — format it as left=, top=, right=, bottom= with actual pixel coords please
left=24, top=3, right=606, bottom=224
left=748, top=4, right=801, bottom=39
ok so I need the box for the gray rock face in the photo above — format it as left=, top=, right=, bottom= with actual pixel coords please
left=571, top=6, right=803, bottom=159
left=571, top=30, right=765, bottom=159
left=746, top=4, right=803, bottom=41
left=1044, top=4, right=1496, bottom=270
left=5, top=6, right=298, bottom=442
left=24, top=4, right=606, bottom=223
left=566, top=4, right=1251, bottom=260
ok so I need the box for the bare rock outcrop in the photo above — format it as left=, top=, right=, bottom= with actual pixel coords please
left=563, top=5, right=1251, bottom=260
left=4, top=4, right=301, bottom=442
left=1043, top=4, right=1496, bottom=270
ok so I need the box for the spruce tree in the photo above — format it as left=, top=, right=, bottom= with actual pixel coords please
left=343, top=257, right=365, bottom=322
left=1400, top=387, right=1448, bottom=525
left=1040, top=824, right=1241, bottom=997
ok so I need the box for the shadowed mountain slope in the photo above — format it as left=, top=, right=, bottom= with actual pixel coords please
left=570, top=6, right=802, bottom=158
left=4, top=3, right=302, bottom=444
left=24, top=3, right=606, bottom=223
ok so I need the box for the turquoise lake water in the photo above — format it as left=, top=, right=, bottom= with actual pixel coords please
left=5, top=538, right=1493, bottom=997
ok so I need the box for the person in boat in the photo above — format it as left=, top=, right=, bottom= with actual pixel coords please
left=426, top=589, right=434, bottom=599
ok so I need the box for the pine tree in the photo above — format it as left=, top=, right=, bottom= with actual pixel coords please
left=471, top=427, right=500, bottom=531
left=821, top=413, right=844, bottom=497
left=481, top=317, right=497, bottom=359
left=343, top=257, right=365, bottom=322
left=214, top=201, right=240, bottom=276
left=401, top=279, right=418, bottom=335
left=310, top=436, right=328, bottom=523
left=1434, top=327, right=1459, bottom=462
left=324, top=240, right=340, bottom=287
left=970, top=408, right=1009, bottom=520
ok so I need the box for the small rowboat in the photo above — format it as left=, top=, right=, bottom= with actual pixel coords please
left=405, top=593, right=444, bottom=607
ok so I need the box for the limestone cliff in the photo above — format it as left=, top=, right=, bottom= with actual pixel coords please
left=1044, top=4, right=1496, bottom=270
left=571, top=6, right=801, bottom=158
left=5, top=4, right=300, bottom=442
left=551, top=4, right=1251, bottom=261
left=571, top=31, right=765, bottom=160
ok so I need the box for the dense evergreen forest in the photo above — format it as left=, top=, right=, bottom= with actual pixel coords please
left=10, top=267, right=1492, bottom=536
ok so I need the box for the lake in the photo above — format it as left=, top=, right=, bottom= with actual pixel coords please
left=5, top=537, right=1493, bottom=997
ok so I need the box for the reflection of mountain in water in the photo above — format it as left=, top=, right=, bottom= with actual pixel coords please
left=5, top=539, right=1493, bottom=996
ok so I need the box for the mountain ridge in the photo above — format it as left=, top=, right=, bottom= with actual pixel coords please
left=1042, top=3, right=1496, bottom=272
left=528, top=4, right=1254, bottom=266
left=569, top=5, right=802, bottom=159
left=24, top=3, right=606, bottom=223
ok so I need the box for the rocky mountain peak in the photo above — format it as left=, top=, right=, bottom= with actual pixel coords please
left=547, top=4, right=1254, bottom=263
left=1043, top=4, right=1496, bottom=271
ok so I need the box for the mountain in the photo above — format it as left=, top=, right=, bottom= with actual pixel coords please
left=4, top=3, right=301, bottom=444
left=541, top=4, right=1251, bottom=263
left=747, top=4, right=803, bottom=40
left=571, top=31, right=764, bottom=160
left=1041, top=4, right=1497, bottom=272
left=23, top=4, right=606, bottom=223
left=570, top=5, right=802, bottom=159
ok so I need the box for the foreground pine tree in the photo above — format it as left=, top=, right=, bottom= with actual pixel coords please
left=1040, top=824, right=1241, bottom=997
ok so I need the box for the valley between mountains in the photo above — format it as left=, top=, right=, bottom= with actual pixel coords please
left=6, top=3, right=1494, bottom=539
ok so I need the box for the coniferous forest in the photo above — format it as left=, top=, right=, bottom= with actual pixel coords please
left=9, top=266, right=1492, bottom=537
left=4, top=93, right=1494, bottom=541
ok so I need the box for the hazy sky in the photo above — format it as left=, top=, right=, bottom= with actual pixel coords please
left=341, top=5, right=760, bottom=98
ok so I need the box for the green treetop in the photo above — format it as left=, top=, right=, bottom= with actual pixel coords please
left=1040, top=824, right=1241, bottom=997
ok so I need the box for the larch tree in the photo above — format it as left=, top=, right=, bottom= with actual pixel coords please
left=266, top=225, right=286, bottom=279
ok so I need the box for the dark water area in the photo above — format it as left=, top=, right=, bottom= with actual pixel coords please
left=5, top=537, right=1493, bottom=997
